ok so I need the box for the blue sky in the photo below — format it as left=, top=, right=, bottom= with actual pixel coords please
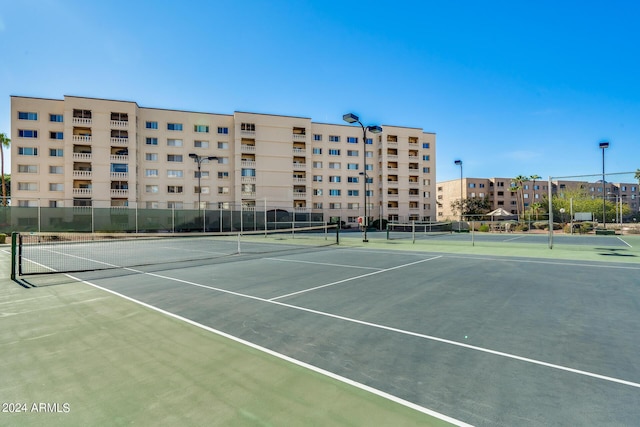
left=1, top=0, right=639, bottom=182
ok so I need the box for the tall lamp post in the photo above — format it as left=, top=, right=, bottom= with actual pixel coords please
left=189, top=153, right=218, bottom=231
left=599, top=141, right=609, bottom=229
left=454, top=159, right=463, bottom=231
left=343, top=113, right=382, bottom=242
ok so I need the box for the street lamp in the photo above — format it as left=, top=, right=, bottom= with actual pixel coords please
left=343, top=113, right=382, bottom=242
left=189, top=153, right=218, bottom=231
left=599, top=141, right=609, bottom=229
left=454, top=159, right=463, bottom=231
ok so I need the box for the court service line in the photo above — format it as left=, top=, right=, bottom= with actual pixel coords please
left=67, top=275, right=472, bottom=427
left=264, top=257, right=383, bottom=271
left=617, top=237, right=632, bottom=248
left=502, top=235, right=526, bottom=242
left=268, top=256, right=442, bottom=301
left=445, top=254, right=640, bottom=270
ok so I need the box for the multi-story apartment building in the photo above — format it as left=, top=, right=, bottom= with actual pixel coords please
left=10, top=95, right=436, bottom=227
left=437, top=177, right=638, bottom=219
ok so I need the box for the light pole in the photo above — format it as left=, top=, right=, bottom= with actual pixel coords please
left=189, top=153, right=218, bottom=231
left=599, top=141, right=609, bottom=229
left=343, top=113, right=382, bottom=242
left=454, top=159, right=463, bottom=231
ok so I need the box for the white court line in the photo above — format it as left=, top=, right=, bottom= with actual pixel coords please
left=265, top=257, right=383, bottom=270
left=445, top=254, right=640, bottom=270
left=79, top=261, right=640, bottom=392
left=617, top=237, right=632, bottom=248
left=502, top=235, right=527, bottom=242
left=268, top=256, right=442, bottom=301
left=66, top=274, right=471, bottom=427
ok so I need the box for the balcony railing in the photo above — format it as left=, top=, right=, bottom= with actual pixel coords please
left=73, top=170, right=92, bottom=178
left=241, top=144, right=256, bottom=152
left=110, top=189, right=129, bottom=196
left=72, top=117, right=92, bottom=125
left=241, top=130, right=256, bottom=136
left=72, top=188, right=92, bottom=195
left=110, top=154, right=129, bottom=162
left=386, top=155, right=398, bottom=160
left=241, top=191, right=256, bottom=197
left=241, top=160, right=256, bottom=167
left=72, top=153, right=92, bottom=160
left=110, top=137, right=129, bottom=145
left=293, top=134, right=306, bottom=141
left=293, top=177, right=306, bottom=184
left=294, top=207, right=308, bottom=212
left=292, top=147, right=306, bottom=154
left=241, top=176, right=256, bottom=183
left=110, top=172, right=128, bottom=179
left=110, top=120, right=129, bottom=128
left=73, top=135, right=92, bottom=143
left=292, top=163, right=307, bottom=170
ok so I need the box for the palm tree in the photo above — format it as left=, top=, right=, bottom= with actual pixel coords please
left=635, top=169, right=640, bottom=184
left=511, top=175, right=528, bottom=219
left=0, top=133, right=10, bottom=206
left=530, top=174, right=541, bottom=204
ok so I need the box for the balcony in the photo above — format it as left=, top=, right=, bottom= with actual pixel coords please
left=110, top=120, right=129, bottom=128
left=294, top=206, right=308, bottom=212
left=241, top=144, right=256, bottom=152
left=241, top=130, right=256, bottom=136
left=73, top=188, right=92, bottom=195
left=241, top=160, right=256, bottom=168
left=292, top=162, right=307, bottom=170
left=110, top=154, right=129, bottom=162
left=73, top=135, right=92, bottom=143
left=292, top=147, right=306, bottom=155
left=293, top=177, right=306, bottom=184
left=110, top=137, right=129, bottom=145
left=73, top=152, right=92, bottom=160
left=72, top=117, right=92, bottom=125
left=293, top=134, right=306, bottom=141
left=110, top=189, right=129, bottom=197
left=386, top=155, right=398, bottom=161
left=408, top=155, right=419, bottom=161
left=241, top=176, right=256, bottom=183
left=73, top=170, right=92, bottom=178
left=111, top=172, right=128, bottom=179
left=241, top=191, right=256, bottom=197
left=293, top=191, right=307, bottom=196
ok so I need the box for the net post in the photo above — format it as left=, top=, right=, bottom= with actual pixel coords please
left=335, top=223, right=339, bottom=245
left=10, top=232, right=17, bottom=280
left=386, top=223, right=390, bottom=240
left=412, top=220, right=416, bottom=244
left=471, top=220, right=475, bottom=246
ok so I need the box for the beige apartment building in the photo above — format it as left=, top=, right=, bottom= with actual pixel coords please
left=437, top=177, right=638, bottom=219
left=10, top=95, right=436, bottom=227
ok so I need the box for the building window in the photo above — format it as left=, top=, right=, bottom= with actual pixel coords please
left=18, top=165, right=38, bottom=173
left=167, top=186, right=183, bottom=194
left=313, top=161, right=323, bottom=168
left=50, top=114, right=64, bottom=122
left=167, top=123, right=183, bottom=131
left=49, top=183, right=64, bottom=191
left=218, top=127, right=229, bottom=134
left=313, top=189, right=323, bottom=196
left=347, top=163, right=358, bottom=170
left=423, top=142, right=430, bottom=149
left=365, top=164, right=373, bottom=171
left=145, top=153, right=158, bottom=161
left=329, top=189, right=341, bottom=196
left=329, top=149, right=341, bottom=156
left=329, top=176, right=341, bottom=183
left=167, top=154, right=183, bottom=162
left=195, top=171, right=210, bottom=178
left=329, top=135, right=340, bottom=142
left=469, top=183, right=476, bottom=188
left=146, top=137, right=158, bottom=145
left=145, top=169, right=158, bottom=177
left=423, top=167, right=430, bottom=173
left=366, top=190, right=373, bottom=197
left=49, top=149, right=63, bottom=157
left=312, top=148, right=322, bottom=155
left=241, top=123, right=255, bottom=131
left=347, top=137, right=358, bottom=144
left=73, top=109, right=92, bottom=119
left=313, top=175, right=322, bottom=182
left=423, top=155, right=430, bottom=161
left=313, top=202, right=323, bottom=209
left=348, top=190, right=359, bottom=197
left=366, top=138, right=373, bottom=145
left=217, top=141, right=227, bottom=149
left=146, top=185, right=159, bottom=193
left=347, top=203, right=359, bottom=209
left=313, top=134, right=322, bottom=141
left=328, top=162, right=341, bottom=169
left=194, top=125, right=209, bottom=133
left=241, top=168, right=256, bottom=177
left=50, top=132, right=64, bottom=140
left=18, top=130, right=38, bottom=138
left=145, top=121, right=158, bottom=129
left=195, top=140, right=210, bottom=148
left=347, top=150, right=359, bottom=157
left=18, top=182, right=38, bottom=191
left=110, top=163, right=128, bottom=173
left=167, top=201, right=184, bottom=209
left=18, top=112, right=38, bottom=120
left=218, top=187, right=230, bottom=194
left=329, top=203, right=341, bottom=209
left=167, top=170, right=184, bottom=178
left=217, top=157, right=229, bottom=164
left=49, top=166, right=63, bottom=174
left=218, top=171, right=229, bottom=179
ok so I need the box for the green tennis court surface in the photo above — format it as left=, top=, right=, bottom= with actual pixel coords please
left=3, top=233, right=640, bottom=425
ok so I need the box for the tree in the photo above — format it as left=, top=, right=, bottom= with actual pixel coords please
left=0, top=133, right=10, bottom=206
left=527, top=202, right=545, bottom=220
left=450, top=196, right=492, bottom=218
left=635, top=169, right=640, bottom=184
left=511, top=175, right=528, bottom=219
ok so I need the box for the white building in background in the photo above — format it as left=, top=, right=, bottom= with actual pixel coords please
left=10, top=95, right=436, bottom=227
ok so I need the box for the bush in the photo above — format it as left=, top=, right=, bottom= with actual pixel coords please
left=0, top=233, right=6, bottom=244
left=478, top=224, right=490, bottom=232
left=514, top=223, right=529, bottom=232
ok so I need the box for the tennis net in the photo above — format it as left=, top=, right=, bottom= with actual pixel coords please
left=14, top=225, right=339, bottom=276
left=386, top=222, right=453, bottom=242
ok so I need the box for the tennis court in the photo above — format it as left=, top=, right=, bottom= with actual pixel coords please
left=5, top=230, right=640, bottom=426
